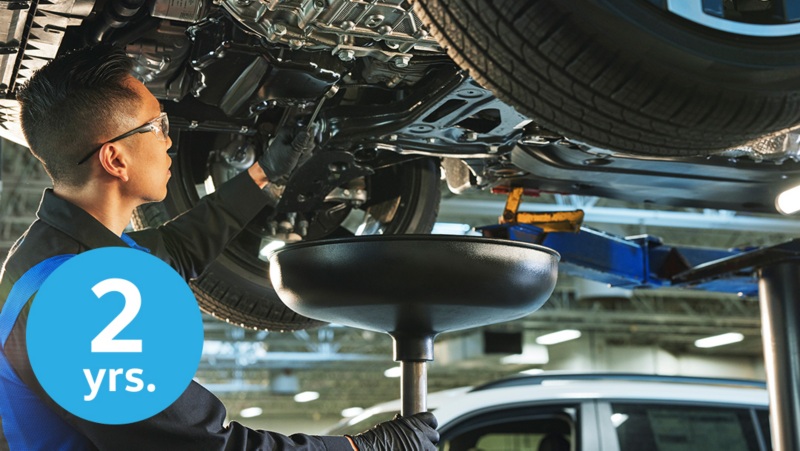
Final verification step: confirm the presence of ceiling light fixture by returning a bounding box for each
[240,407,263,418]
[695,332,744,348]
[294,391,320,403]
[777,184,800,214]
[535,330,581,345]
[384,366,402,378]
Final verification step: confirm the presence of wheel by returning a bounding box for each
[132,131,441,331]
[412,0,800,156]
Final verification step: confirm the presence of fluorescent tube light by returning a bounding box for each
[294,391,320,403]
[536,330,581,345]
[384,367,402,378]
[240,407,263,418]
[695,332,744,348]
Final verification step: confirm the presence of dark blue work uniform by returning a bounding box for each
[0,170,351,451]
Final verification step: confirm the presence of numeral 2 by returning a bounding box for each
[90,278,142,353]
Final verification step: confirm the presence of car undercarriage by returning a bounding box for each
[3,0,800,331]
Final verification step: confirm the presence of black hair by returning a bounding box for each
[16,44,140,187]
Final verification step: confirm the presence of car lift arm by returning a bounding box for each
[481,187,800,451]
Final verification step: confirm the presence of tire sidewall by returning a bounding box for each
[556,0,800,88]
[135,131,441,329]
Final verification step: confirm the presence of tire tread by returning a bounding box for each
[413,0,800,156]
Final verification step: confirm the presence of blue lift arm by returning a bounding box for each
[478,220,799,297]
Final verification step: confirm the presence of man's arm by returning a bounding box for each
[127,165,271,281]
[247,162,270,189]
[73,381,354,451]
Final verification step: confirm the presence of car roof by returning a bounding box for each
[345,372,769,428]
[470,372,768,391]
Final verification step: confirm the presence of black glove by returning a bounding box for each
[348,412,439,451]
[258,124,318,182]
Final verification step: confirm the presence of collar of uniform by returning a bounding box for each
[35,188,135,251]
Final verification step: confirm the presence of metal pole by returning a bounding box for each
[401,361,427,416]
[759,262,800,451]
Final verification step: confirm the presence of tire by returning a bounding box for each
[133,132,441,331]
[413,0,800,156]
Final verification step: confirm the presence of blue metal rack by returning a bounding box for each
[478,222,786,296]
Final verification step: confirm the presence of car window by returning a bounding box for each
[756,409,771,451]
[440,416,573,451]
[611,403,761,451]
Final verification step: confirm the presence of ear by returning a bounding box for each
[98,142,130,182]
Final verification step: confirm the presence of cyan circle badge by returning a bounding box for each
[27,247,203,424]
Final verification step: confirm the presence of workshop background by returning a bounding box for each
[1,137,796,435]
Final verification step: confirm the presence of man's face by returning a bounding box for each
[119,75,173,203]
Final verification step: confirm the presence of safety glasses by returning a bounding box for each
[77,112,169,165]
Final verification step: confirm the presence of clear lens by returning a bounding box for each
[151,113,169,141]
[161,113,169,140]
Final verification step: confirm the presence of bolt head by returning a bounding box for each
[340,21,355,30]
[394,56,410,67]
[521,135,549,145]
[328,162,348,173]
[272,23,287,35]
[465,132,478,141]
[339,49,356,61]
[365,14,385,28]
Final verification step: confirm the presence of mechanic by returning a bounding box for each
[0,45,439,451]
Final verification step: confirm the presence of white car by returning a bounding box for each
[326,373,771,451]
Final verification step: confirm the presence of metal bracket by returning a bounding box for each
[275,150,373,214]
[500,187,584,233]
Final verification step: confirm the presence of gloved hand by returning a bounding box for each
[347,412,439,451]
[258,123,318,182]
